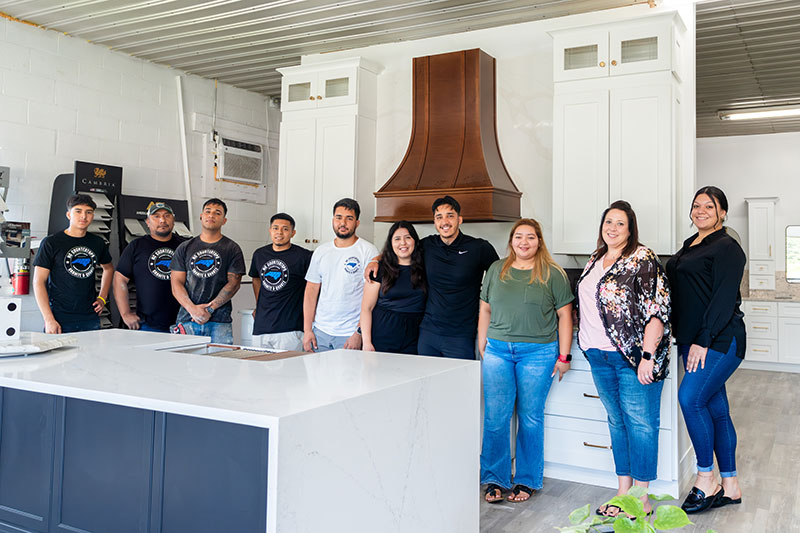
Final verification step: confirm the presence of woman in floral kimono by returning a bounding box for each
[575,200,671,519]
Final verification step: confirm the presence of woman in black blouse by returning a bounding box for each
[666,186,746,515]
[360,221,426,354]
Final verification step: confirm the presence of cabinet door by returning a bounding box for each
[281,72,319,112]
[314,115,357,242]
[317,67,358,109]
[278,119,317,246]
[609,21,672,76]
[609,84,673,254]
[553,90,609,254]
[553,30,609,82]
[778,317,800,364]
[748,201,775,260]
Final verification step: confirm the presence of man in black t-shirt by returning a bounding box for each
[113,201,186,333]
[249,213,312,351]
[33,194,114,333]
[170,198,245,344]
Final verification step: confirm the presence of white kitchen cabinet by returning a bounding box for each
[551,14,684,256]
[745,197,778,290]
[277,58,379,249]
[280,62,363,112]
[743,300,800,366]
[553,16,682,82]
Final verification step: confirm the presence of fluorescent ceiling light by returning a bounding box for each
[718,105,800,121]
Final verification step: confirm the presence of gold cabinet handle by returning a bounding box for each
[611,60,618,66]
[583,393,600,399]
[752,349,769,353]
[316,95,322,100]
[583,442,612,450]
[753,326,769,330]
[752,307,770,311]
[599,61,606,67]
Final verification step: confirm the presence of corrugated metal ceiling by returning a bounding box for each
[0,0,644,96]
[697,0,800,137]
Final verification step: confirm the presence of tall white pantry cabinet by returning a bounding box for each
[551,14,686,255]
[276,58,379,249]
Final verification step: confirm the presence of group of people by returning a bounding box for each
[480,187,745,522]
[34,186,747,519]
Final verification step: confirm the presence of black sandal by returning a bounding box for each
[596,504,621,517]
[484,483,504,503]
[507,484,534,502]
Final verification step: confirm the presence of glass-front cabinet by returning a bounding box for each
[281,66,358,112]
[553,16,681,82]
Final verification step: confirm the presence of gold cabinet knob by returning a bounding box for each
[305,239,311,243]
[611,60,618,66]
[599,61,606,67]
[312,239,319,243]
[308,96,314,101]
[316,95,322,100]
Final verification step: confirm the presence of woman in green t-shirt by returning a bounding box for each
[478,218,574,504]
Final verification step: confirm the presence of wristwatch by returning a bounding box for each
[206,305,215,314]
[558,353,572,363]
[356,327,362,335]
[642,350,653,361]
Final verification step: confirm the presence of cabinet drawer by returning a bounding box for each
[746,316,778,339]
[746,339,778,363]
[743,301,777,317]
[749,274,775,291]
[546,369,673,430]
[778,302,800,318]
[543,416,673,480]
[749,261,775,276]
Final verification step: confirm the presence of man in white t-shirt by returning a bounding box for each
[302,198,379,352]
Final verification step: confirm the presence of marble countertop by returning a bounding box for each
[742,296,800,302]
[0,330,476,428]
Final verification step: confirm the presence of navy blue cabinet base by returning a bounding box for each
[0,387,269,533]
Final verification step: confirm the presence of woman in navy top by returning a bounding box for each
[360,221,426,354]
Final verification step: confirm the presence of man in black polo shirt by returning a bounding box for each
[33,194,114,333]
[113,201,186,333]
[249,213,312,350]
[367,195,498,359]
[416,196,499,359]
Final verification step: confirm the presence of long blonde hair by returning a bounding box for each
[499,218,565,285]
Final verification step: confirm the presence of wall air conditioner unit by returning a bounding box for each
[218,137,264,185]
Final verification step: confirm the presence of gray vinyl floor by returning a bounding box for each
[479,368,800,532]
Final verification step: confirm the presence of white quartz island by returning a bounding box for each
[0,330,480,533]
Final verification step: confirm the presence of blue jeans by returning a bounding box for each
[584,348,664,482]
[678,339,742,477]
[53,314,100,333]
[417,329,476,360]
[176,321,233,344]
[312,326,348,352]
[480,339,558,489]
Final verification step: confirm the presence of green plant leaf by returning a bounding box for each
[554,525,591,532]
[706,530,717,533]
[627,486,648,498]
[569,504,591,525]
[648,493,676,502]
[652,505,693,530]
[607,495,645,519]
[613,516,643,533]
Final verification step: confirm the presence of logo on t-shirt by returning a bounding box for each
[343,256,361,274]
[148,247,175,281]
[189,249,222,279]
[63,246,96,279]
[260,259,289,292]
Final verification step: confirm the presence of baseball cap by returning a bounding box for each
[147,201,174,216]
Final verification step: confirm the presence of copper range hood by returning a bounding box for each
[374,48,521,223]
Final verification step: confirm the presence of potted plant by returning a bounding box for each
[557,486,717,533]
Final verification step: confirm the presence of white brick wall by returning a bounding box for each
[0,19,277,267]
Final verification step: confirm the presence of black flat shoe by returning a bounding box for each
[712,495,742,508]
[681,486,723,514]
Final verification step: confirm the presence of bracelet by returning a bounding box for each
[558,353,572,363]
[96,296,107,305]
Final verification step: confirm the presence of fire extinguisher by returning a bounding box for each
[11,258,29,295]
